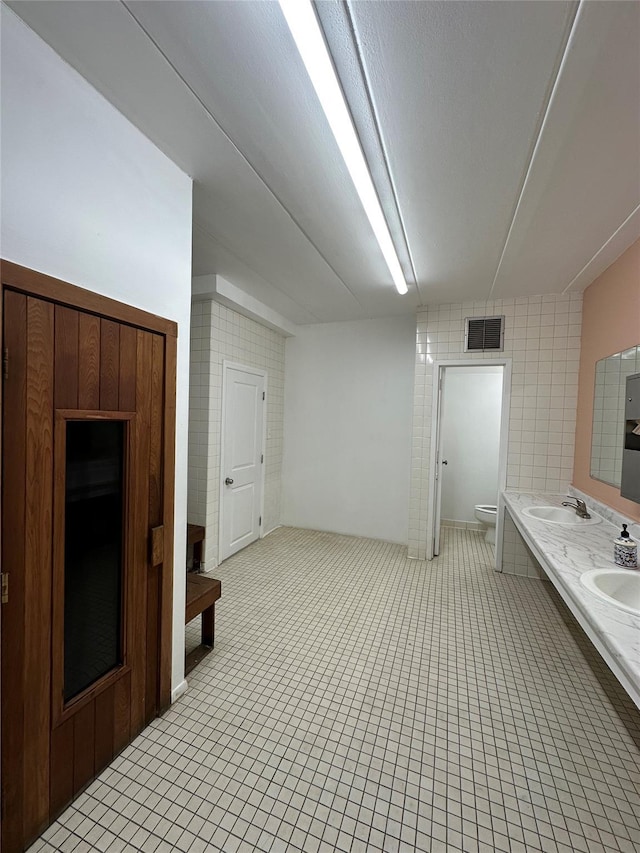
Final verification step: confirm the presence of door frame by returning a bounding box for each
[219,360,267,565]
[425,358,512,567]
[0,258,177,772]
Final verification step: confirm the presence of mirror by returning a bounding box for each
[591,345,640,486]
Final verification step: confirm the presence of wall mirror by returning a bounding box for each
[591,345,640,486]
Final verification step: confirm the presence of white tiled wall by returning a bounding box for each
[409,294,583,559]
[188,301,212,529]
[501,508,545,578]
[188,300,286,570]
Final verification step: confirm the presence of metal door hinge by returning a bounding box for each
[1,573,8,604]
[259,516,262,526]
[262,391,265,400]
[261,454,264,463]
[3,348,8,381]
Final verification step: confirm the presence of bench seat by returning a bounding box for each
[185,574,221,675]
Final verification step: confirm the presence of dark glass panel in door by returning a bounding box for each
[64,420,124,702]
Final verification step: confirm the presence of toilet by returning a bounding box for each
[474,504,497,544]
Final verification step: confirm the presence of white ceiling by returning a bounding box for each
[6,0,640,323]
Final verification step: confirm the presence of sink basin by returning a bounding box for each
[522,506,601,525]
[580,569,640,615]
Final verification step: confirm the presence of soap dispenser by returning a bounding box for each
[614,524,638,569]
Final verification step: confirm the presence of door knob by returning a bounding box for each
[442,460,448,465]
[225,477,234,485]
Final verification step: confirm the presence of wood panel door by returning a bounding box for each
[1,282,174,853]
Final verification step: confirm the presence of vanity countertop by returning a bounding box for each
[502,490,640,710]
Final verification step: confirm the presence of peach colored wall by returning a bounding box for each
[573,238,640,520]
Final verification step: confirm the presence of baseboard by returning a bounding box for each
[171,679,188,703]
[262,524,282,537]
[201,556,218,573]
[441,519,484,531]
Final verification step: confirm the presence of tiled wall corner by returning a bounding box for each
[409,295,583,558]
[501,508,545,578]
[187,301,212,528]
[188,300,286,571]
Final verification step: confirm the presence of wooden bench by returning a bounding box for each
[185,574,221,675]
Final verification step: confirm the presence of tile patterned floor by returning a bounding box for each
[30,528,640,853]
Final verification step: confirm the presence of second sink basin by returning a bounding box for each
[523,505,601,525]
[580,569,640,615]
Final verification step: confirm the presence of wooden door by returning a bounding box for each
[1,278,174,853]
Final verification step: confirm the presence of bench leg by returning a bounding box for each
[193,539,203,572]
[201,603,215,648]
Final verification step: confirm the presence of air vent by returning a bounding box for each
[464,316,504,352]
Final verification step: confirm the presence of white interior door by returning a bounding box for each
[220,364,265,562]
[433,368,446,557]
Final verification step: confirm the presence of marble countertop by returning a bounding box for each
[502,490,640,710]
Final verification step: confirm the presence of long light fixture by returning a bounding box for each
[279,0,408,295]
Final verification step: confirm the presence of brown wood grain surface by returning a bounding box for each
[145,335,165,721]
[1,260,177,337]
[185,576,222,623]
[51,410,69,731]
[113,671,132,755]
[150,526,164,567]
[160,333,177,710]
[149,334,164,526]
[184,575,221,676]
[118,323,137,412]
[130,330,153,737]
[94,685,116,771]
[54,306,79,409]
[187,523,205,546]
[49,718,74,820]
[100,319,120,410]
[1,268,175,853]
[78,313,100,410]
[145,566,161,722]
[72,702,95,793]
[52,307,78,722]
[1,291,27,851]
[23,297,54,843]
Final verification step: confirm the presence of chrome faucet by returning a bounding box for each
[561,497,591,519]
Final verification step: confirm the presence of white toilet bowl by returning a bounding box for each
[474,504,497,544]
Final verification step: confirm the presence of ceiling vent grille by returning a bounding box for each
[464,316,504,352]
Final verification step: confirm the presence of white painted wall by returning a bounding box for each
[282,317,415,543]
[440,367,503,524]
[1,9,193,695]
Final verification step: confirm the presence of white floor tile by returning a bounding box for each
[32,528,640,852]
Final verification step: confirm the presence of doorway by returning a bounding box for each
[219,361,266,563]
[428,360,511,563]
[1,262,176,853]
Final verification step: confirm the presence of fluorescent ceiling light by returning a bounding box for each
[279,0,408,295]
